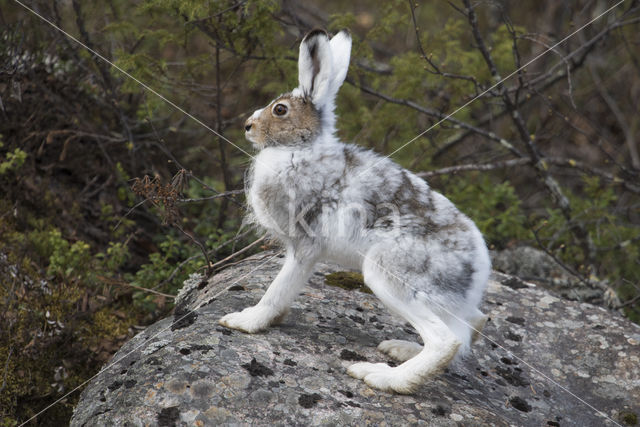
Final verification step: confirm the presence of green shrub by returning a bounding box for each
[444,174,529,249]
[0,137,27,175]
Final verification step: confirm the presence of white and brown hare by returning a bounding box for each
[219,29,491,394]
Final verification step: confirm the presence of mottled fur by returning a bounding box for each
[219,29,491,394]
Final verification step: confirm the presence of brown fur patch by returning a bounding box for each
[251,94,321,147]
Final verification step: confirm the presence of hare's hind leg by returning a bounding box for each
[347,253,461,394]
[348,307,460,394]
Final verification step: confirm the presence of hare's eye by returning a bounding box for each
[273,103,288,116]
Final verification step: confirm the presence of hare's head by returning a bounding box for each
[245,29,352,149]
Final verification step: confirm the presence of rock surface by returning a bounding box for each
[491,246,604,301]
[71,251,640,426]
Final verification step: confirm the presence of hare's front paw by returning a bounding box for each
[218,305,280,334]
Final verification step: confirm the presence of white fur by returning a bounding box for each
[249,108,264,120]
[219,29,491,394]
[297,30,351,132]
[328,31,352,93]
[298,31,333,106]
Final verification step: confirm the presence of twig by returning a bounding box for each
[113,199,148,231]
[0,346,12,393]
[544,157,640,194]
[587,63,640,170]
[594,235,640,253]
[407,0,481,93]
[530,227,604,291]
[184,0,247,24]
[513,13,640,95]
[97,275,176,298]
[71,0,135,147]
[214,28,233,229]
[211,234,267,270]
[616,292,640,310]
[417,158,529,177]
[526,82,637,179]
[417,157,640,194]
[178,189,245,203]
[174,223,212,275]
[503,12,525,101]
[207,249,283,277]
[518,33,577,108]
[434,13,640,161]
[24,129,127,144]
[152,228,255,290]
[144,120,245,210]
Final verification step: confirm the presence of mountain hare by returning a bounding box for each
[219,29,490,394]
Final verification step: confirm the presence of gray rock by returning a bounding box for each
[491,246,605,302]
[71,251,640,426]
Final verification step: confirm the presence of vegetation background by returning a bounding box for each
[1,0,638,424]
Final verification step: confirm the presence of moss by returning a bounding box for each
[85,307,137,345]
[620,411,638,426]
[324,271,372,294]
[0,215,144,424]
[46,283,85,320]
[0,252,86,423]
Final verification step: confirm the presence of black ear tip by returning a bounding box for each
[303,28,329,42]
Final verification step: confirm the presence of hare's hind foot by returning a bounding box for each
[346,362,416,394]
[347,362,415,394]
[377,340,422,362]
[347,338,460,394]
[347,362,392,380]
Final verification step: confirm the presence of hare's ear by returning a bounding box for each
[328,30,351,96]
[298,29,333,107]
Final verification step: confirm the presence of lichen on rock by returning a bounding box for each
[71,251,640,426]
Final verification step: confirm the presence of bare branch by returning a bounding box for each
[174,223,212,275]
[518,33,577,108]
[98,275,176,299]
[531,226,606,292]
[178,190,245,203]
[71,0,134,146]
[211,234,267,271]
[152,228,256,290]
[407,0,481,93]
[417,158,529,178]
[616,292,640,310]
[462,0,596,266]
[348,78,525,158]
[512,12,640,95]
[435,14,640,160]
[0,346,12,393]
[588,63,640,170]
[417,157,640,194]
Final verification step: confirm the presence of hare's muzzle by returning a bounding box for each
[244,114,255,133]
[244,115,256,138]
[244,116,262,148]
